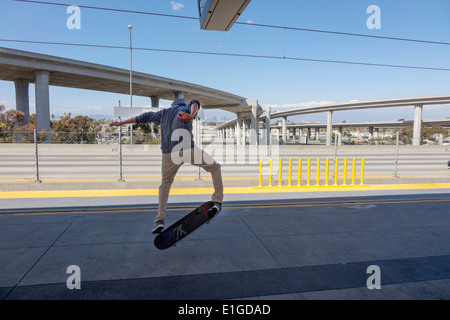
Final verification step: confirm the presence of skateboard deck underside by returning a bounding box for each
[154,201,215,250]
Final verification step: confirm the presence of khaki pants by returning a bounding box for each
[156,146,223,222]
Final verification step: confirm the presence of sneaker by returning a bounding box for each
[208,202,222,218]
[152,220,165,234]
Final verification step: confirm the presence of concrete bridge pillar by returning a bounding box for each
[369,126,374,140]
[236,113,242,145]
[174,91,184,99]
[413,104,423,146]
[244,120,250,145]
[150,95,159,108]
[34,70,51,138]
[250,101,258,146]
[282,116,287,144]
[326,110,333,146]
[264,106,271,145]
[14,79,30,127]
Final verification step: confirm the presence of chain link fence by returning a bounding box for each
[1,128,449,184]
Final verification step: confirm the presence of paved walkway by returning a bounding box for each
[0,183,449,300]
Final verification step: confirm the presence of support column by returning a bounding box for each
[14,79,30,126]
[236,114,242,145]
[315,127,320,141]
[368,126,374,140]
[174,91,184,99]
[326,110,333,146]
[34,71,51,138]
[250,102,258,145]
[264,106,271,145]
[150,95,159,108]
[412,104,423,146]
[243,120,249,145]
[282,116,287,144]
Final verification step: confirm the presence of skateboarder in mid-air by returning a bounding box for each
[109,98,223,233]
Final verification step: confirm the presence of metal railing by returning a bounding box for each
[0,129,449,184]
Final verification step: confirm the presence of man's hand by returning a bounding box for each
[178,112,194,122]
[109,121,122,127]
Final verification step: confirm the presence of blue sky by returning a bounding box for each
[0,0,449,122]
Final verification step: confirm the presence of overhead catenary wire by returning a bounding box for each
[11,0,450,46]
[4,0,450,72]
[1,38,450,72]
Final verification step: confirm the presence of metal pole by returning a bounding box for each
[128,25,133,144]
[118,120,124,182]
[343,158,348,185]
[307,158,311,186]
[34,129,41,183]
[288,158,292,186]
[278,158,282,186]
[128,25,133,108]
[316,158,320,186]
[351,158,356,185]
[394,131,399,177]
[297,158,302,186]
[361,158,365,185]
[196,118,203,181]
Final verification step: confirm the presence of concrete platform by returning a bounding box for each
[0,184,449,302]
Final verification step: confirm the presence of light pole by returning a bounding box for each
[128,25,133,143]
[128,25,133,108]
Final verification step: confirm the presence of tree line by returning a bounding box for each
[0,105,101,143]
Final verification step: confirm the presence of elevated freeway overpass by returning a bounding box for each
[0,47,263,136]
[218,96,450,146]
[277,118,450,143]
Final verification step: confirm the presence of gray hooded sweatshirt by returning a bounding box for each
[135,98,199,154]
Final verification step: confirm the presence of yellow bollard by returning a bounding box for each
[279,158,283,186]
[307,158,311,186]
[334,158,339,185]
[316,158,320,186]
[298,158,302,186]
[269,158,273,187]
[352,158,356,185]
[325,158,330,186]
[288,158,292,186]
[259,158,263,187]
[361,158,365,185]
[343,158,348,185]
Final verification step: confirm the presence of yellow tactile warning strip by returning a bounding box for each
[0,183,449,199]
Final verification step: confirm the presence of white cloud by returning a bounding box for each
[171,1,184,11]
[263,100,336,112]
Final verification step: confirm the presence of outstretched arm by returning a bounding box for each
[109,117,137,127]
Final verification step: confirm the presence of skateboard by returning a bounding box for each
[154,201,216,250]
